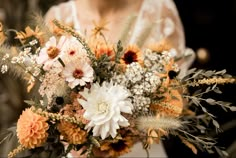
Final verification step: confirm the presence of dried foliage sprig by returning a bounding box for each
[0,45,31,80]
[188,77,235,87]
[31,107,84,128]
[7,145,25,158]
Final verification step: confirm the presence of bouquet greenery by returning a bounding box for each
[0,16,235,158]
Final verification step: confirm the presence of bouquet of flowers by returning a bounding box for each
[0,17,235,158]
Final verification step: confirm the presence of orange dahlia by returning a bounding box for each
[16,108,49,149]
[58,121,87,144]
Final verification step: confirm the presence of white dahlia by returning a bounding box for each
[78,82,133,139]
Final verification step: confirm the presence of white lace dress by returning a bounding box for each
[44,0,195,157]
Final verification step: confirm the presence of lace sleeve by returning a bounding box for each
[159,0,195,77]
[129,0,185,55]
[44,1,76,31]
[159,0,185,54]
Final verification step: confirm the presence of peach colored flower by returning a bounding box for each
[148,39,172,53]
[16,108,49,149]
[58,121,87,144]
[93,41,115,60]
[15,26,44,44]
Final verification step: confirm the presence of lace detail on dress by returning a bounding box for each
[45,0,184,52]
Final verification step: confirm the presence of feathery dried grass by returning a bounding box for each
[136,115,181,131]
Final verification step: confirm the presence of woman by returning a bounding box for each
[44,0,195,157]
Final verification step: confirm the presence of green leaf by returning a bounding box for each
[206,98,216,105]
[192,70,203,79]
[191,97,201,106]
[213,87,222,94]
[186,68,197,76]
[215,69,226,75]
[24,100,36,105]
[211,84,217,90]
[212,119,220,129]
[0,126,16,145]
[201,106,207,113]
[229,106,236,111]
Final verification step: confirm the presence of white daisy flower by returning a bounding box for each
[62,60,94,88]
[61,37,90,64]
[37,36,67,70]
[78,82,133,140]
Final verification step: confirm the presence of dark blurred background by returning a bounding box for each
[166,1,236,158]
[0,0,236,157]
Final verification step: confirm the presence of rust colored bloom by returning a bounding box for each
[121,45,142,65]
[58,121,87,144]
[61,103,88,124]
[150,89,183,117]
[16,108,49,149]
[97,136,134,157]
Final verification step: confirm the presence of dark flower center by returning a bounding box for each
[168,70,178,79]
[56,97,64,105]
[123,51,138,64]
[69,50,76,55]
[73,69,84,79]
[110,140,126,152]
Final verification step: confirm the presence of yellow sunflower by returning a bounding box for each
[121,44,143,65]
